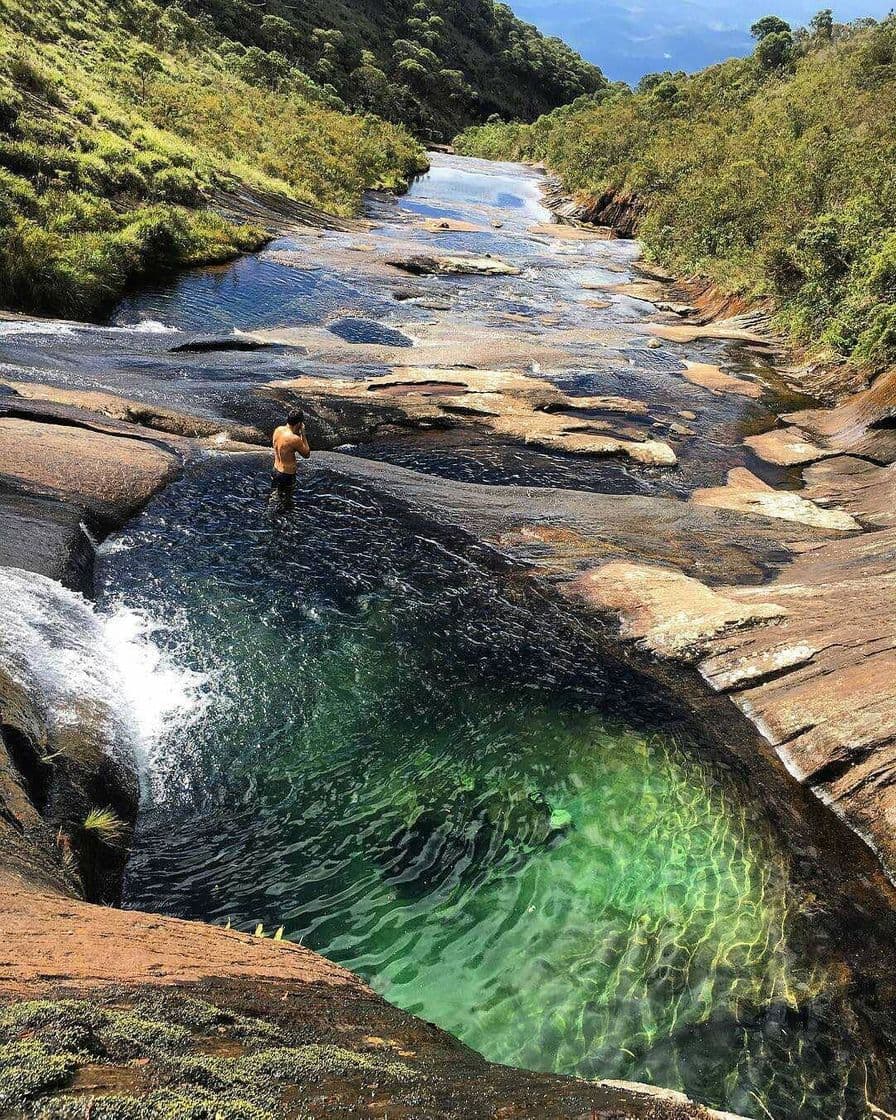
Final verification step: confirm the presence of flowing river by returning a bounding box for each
[5,154,880,1117]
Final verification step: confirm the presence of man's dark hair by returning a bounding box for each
[287,409,304,428]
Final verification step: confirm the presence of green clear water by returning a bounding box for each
[102,460,867,1118]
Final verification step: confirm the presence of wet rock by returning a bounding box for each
[282,368,673,466]
[745,425,837,466]
[0,489,92,592]
[693,467,860,530]
[680,360,762,398]
[647,318,774,346]
[0,569,140,904]
[169,336,273,354]
[421,218,487,233]
[386,253,521,277]
[313,452,829,585]
[0,892,750,1119]
[3,381,265,444]
[0,417,182,528]
[565,562,787,661]
[527,222,613,240]
[520,425,677,466]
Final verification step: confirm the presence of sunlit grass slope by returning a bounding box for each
[457,14,896,379]
[0,0,426,316]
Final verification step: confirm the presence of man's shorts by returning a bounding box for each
[271,469,296,493]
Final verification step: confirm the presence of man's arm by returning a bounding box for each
[287,429,311,459]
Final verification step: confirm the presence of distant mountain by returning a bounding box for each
[184,0,608,139]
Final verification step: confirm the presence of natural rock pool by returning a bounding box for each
[98,458,868,1120]
[0,152,859,1119]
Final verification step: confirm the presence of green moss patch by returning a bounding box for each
[0,995,415,1117]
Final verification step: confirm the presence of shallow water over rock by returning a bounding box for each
[0,154,804,497]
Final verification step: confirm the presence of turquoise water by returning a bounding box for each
[100,459,871,1119]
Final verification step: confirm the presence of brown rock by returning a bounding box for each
[680,360,762,398]
[565,561,786,661]
[786,365,896,464]
[693,467,860,530]
[745,425,838,466]
[0,417,181,526]
[802,456,896,528]
[647,318,773,345]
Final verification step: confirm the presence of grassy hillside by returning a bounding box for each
[186,0,607,141]
[0,0,427,317]
[457,14,896,378]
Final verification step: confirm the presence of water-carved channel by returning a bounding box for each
[66,156,887,1118]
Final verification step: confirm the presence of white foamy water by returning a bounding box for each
[0,568,206,773]
[0,320,78,338]
[129,319,178,334]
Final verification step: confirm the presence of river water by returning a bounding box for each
[15,154,874,1116]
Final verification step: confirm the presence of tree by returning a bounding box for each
[237,46,291,89]
[750,15,792,39]
[260,15,296,54]
[810,8,834,41]
[129,46,162,100]
[755,29,794,69]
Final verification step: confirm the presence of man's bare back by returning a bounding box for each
[271,410,310,495]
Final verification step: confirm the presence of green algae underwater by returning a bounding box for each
[98,460,872,1119]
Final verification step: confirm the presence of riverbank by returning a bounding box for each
[1,152,894,1117]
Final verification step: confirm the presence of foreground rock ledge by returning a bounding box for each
[0,880,747,1119]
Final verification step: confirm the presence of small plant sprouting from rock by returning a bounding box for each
[252,923,285,940]
[82,807,127,846]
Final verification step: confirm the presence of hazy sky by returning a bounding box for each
[512,0,893,83]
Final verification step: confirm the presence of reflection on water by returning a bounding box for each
[100,458,870,1120]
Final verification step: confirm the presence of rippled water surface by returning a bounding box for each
[100,457,870,1120]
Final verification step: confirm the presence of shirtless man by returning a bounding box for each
[271,409,311,496]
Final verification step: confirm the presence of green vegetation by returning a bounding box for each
[184,0,607,141]
[0,0,426,317]
[456,13,896,378]
[82,806,128,845]
[0,995,417,1117]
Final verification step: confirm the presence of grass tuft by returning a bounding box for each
[82,807,128,846]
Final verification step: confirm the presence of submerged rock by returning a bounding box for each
[387,253,521,277]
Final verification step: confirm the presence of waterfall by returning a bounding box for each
[0,567,205,772]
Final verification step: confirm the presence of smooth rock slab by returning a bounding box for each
[680,360,762,398]
[0,417,181,526]
[802,455,896,528]
[693,467,860,530]
[745,425,838,466]
[565,561,786,661]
